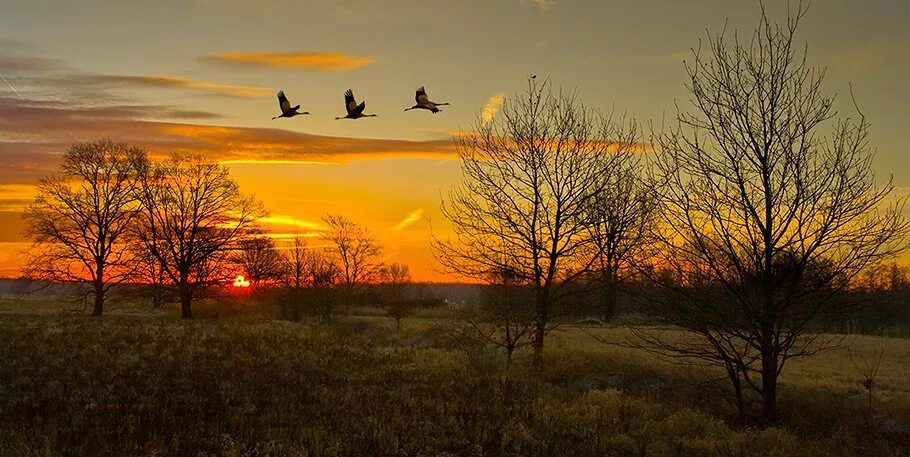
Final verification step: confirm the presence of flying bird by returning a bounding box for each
[336,89,377,120]
[272,90,309,119]
[404,86,449,114]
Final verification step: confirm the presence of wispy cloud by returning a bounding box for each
[257,214,327,232]
[0,54,64,72]
[394,208,424,230]
[530,0,555,10]
[218,159,340,166]
[204,52,374,72]
[481,92,505,125]
[0,94,457,183]
[76,75,271,98]
[0,184,37,211]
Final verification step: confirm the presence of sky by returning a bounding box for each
[0,0,908,281]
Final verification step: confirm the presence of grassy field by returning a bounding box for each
[0,299,908,456]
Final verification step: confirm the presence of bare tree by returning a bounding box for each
[133,243,168,308]
[135,155,264,318]
[849,336,887,422]
[586,152,658,322]
[379,262,412,331]
[23,140,145,316]
[471,265,537,362]
[280,237,340,323]
[433,77,640,361]
[321,214,383,314]
[641,4,910,422]
[281,237,309,292]
[235,235,286,285]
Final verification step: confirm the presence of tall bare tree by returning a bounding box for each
[587,152,658,322]
[133,243,168,308]
[321,214,383,313]
[235,235,286,285]
[433,77,640,361]
[23,140,145,316]
[641,4,910,422]
[280,237,340,323]
[135,155,263,318]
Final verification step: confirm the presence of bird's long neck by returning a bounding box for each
[436,102,450,106]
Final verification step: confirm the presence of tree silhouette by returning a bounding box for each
[235,235,286,285]
[472,264,537,362]
[134,155,263,318]
[586,152,657,322]
[641,4,910,422]
[321,214,383,314]
[379,262,412,330]
[280,237,340,323]
[433,77,639,362]
[23,140,145,316]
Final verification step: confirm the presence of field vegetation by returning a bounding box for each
[1,299,908,456]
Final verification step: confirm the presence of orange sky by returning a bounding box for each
[1,0,909,281]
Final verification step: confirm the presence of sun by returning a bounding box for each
[232,275,251,288]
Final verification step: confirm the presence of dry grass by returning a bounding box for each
[0,300,908,456]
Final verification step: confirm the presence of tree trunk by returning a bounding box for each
[602,267,617,322]
[532,285,550,364]
[726,364,746,424]
[92,277,104,317]
[179,283,193,319]
[320,289,332,325]
[760,363,778,422]
[152,269,164,308]
[760,327,779,422]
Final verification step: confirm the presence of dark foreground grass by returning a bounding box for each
[0,314,907,456]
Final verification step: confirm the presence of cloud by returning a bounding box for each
[394,208,424,230]
[153,123,457,163]
[79,75,271,98]
[0,54,64,72]
[217,159,340,166]
[0,184,38,211]
[257,214,327,232]
[203,52,374,72]
[0,95,456,183]
[481,92,505,125]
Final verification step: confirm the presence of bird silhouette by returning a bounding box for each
[272,90,309,119]
[404,86,450,114]
[336,89,378,120]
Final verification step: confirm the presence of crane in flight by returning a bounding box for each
[272,90,309,119]
[336,89,377,120]
[404,86,449,114]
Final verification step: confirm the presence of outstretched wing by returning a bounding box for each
[351,101,366,116]
[277,90,292,113]
[344,89,357,114]
[415,86,428,104]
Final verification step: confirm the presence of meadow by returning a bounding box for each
[0,298,908,456]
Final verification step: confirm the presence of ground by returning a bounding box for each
[0,298,908,456]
